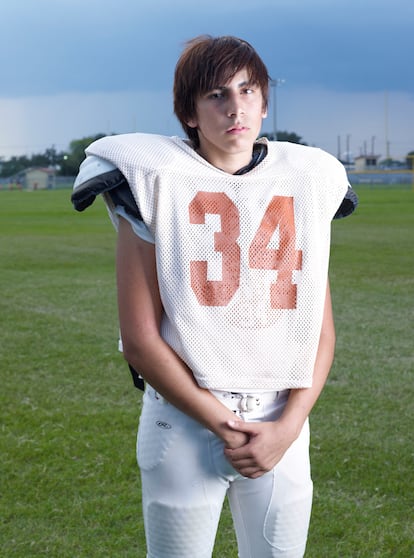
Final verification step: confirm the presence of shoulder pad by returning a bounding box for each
[71,155,127,212]
[333,186,358,219]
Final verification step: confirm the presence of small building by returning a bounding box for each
[8,167,57,190]
[354,155,380,171]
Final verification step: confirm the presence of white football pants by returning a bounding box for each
[137,387,313,558]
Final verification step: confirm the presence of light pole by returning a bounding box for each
[270,78,285,140]
[384,91,390,159]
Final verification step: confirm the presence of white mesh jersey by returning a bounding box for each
[86,133,349,391]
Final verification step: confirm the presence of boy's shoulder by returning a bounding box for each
[264,139,345,175]
[86,132,181,152]
[85,133,194,172]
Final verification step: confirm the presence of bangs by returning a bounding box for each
[196,38,268,96]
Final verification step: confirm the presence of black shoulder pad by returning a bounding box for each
[107,180,142,221]
[71,168,127,212]
[334,186,358,219]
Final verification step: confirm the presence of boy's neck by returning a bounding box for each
[196,142,267,175]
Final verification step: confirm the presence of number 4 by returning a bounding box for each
[189,192,302,309]
[249,196,302,309]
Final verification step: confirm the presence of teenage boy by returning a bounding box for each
[72,35,357,558]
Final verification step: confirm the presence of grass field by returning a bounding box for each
[1,187,413,557]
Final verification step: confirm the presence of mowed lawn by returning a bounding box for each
[0,186,413,557]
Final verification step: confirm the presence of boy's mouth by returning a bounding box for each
[227,125,248,134]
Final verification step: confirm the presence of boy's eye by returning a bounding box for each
[208,91,224,99]
[206,85,256,99]
[243,86,255,94]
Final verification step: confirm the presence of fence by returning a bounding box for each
[2,172,413,191]
[0,176,76,190]
[348,170,413,187]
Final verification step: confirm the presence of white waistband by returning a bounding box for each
[209,389,289,414]
[144,386,289,415]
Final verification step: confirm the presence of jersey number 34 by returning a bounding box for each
[189,192,302,309]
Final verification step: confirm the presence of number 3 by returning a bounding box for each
[189,192,302,309]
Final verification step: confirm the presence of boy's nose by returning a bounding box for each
[226,94,245,118]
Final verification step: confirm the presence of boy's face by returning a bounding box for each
[187,68,267,173]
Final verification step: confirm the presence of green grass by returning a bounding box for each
[1,187,413,557]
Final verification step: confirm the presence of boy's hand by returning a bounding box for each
[219,417,250,450]
[223,419,297,478]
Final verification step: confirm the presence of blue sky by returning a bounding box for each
[1,0,413,160]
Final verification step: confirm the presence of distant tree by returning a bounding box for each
[58,134,106,176]
[261,130,307,145]
[0,155,31,177]
[29,154,49,167]
[379,157,408,169]
[406,151,414,169]
[0,136,106,178]
[29,146,60,168]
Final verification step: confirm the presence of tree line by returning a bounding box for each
[1,132,413,178]
[0,135,105,178]
[0,131,307,179]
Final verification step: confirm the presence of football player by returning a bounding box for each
[72,35,357,558]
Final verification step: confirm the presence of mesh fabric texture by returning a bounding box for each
[87,133,348,391]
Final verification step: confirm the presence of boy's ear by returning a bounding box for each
[186,118,198,128]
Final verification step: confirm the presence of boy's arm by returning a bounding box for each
[225,281,336,478]
[275,280,336,436]
[116,216,248,449]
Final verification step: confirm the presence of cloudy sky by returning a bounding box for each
[1,0,413,161]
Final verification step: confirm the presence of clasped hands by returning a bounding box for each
[223,419,297,479]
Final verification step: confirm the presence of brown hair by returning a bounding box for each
[173,35,270,146]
